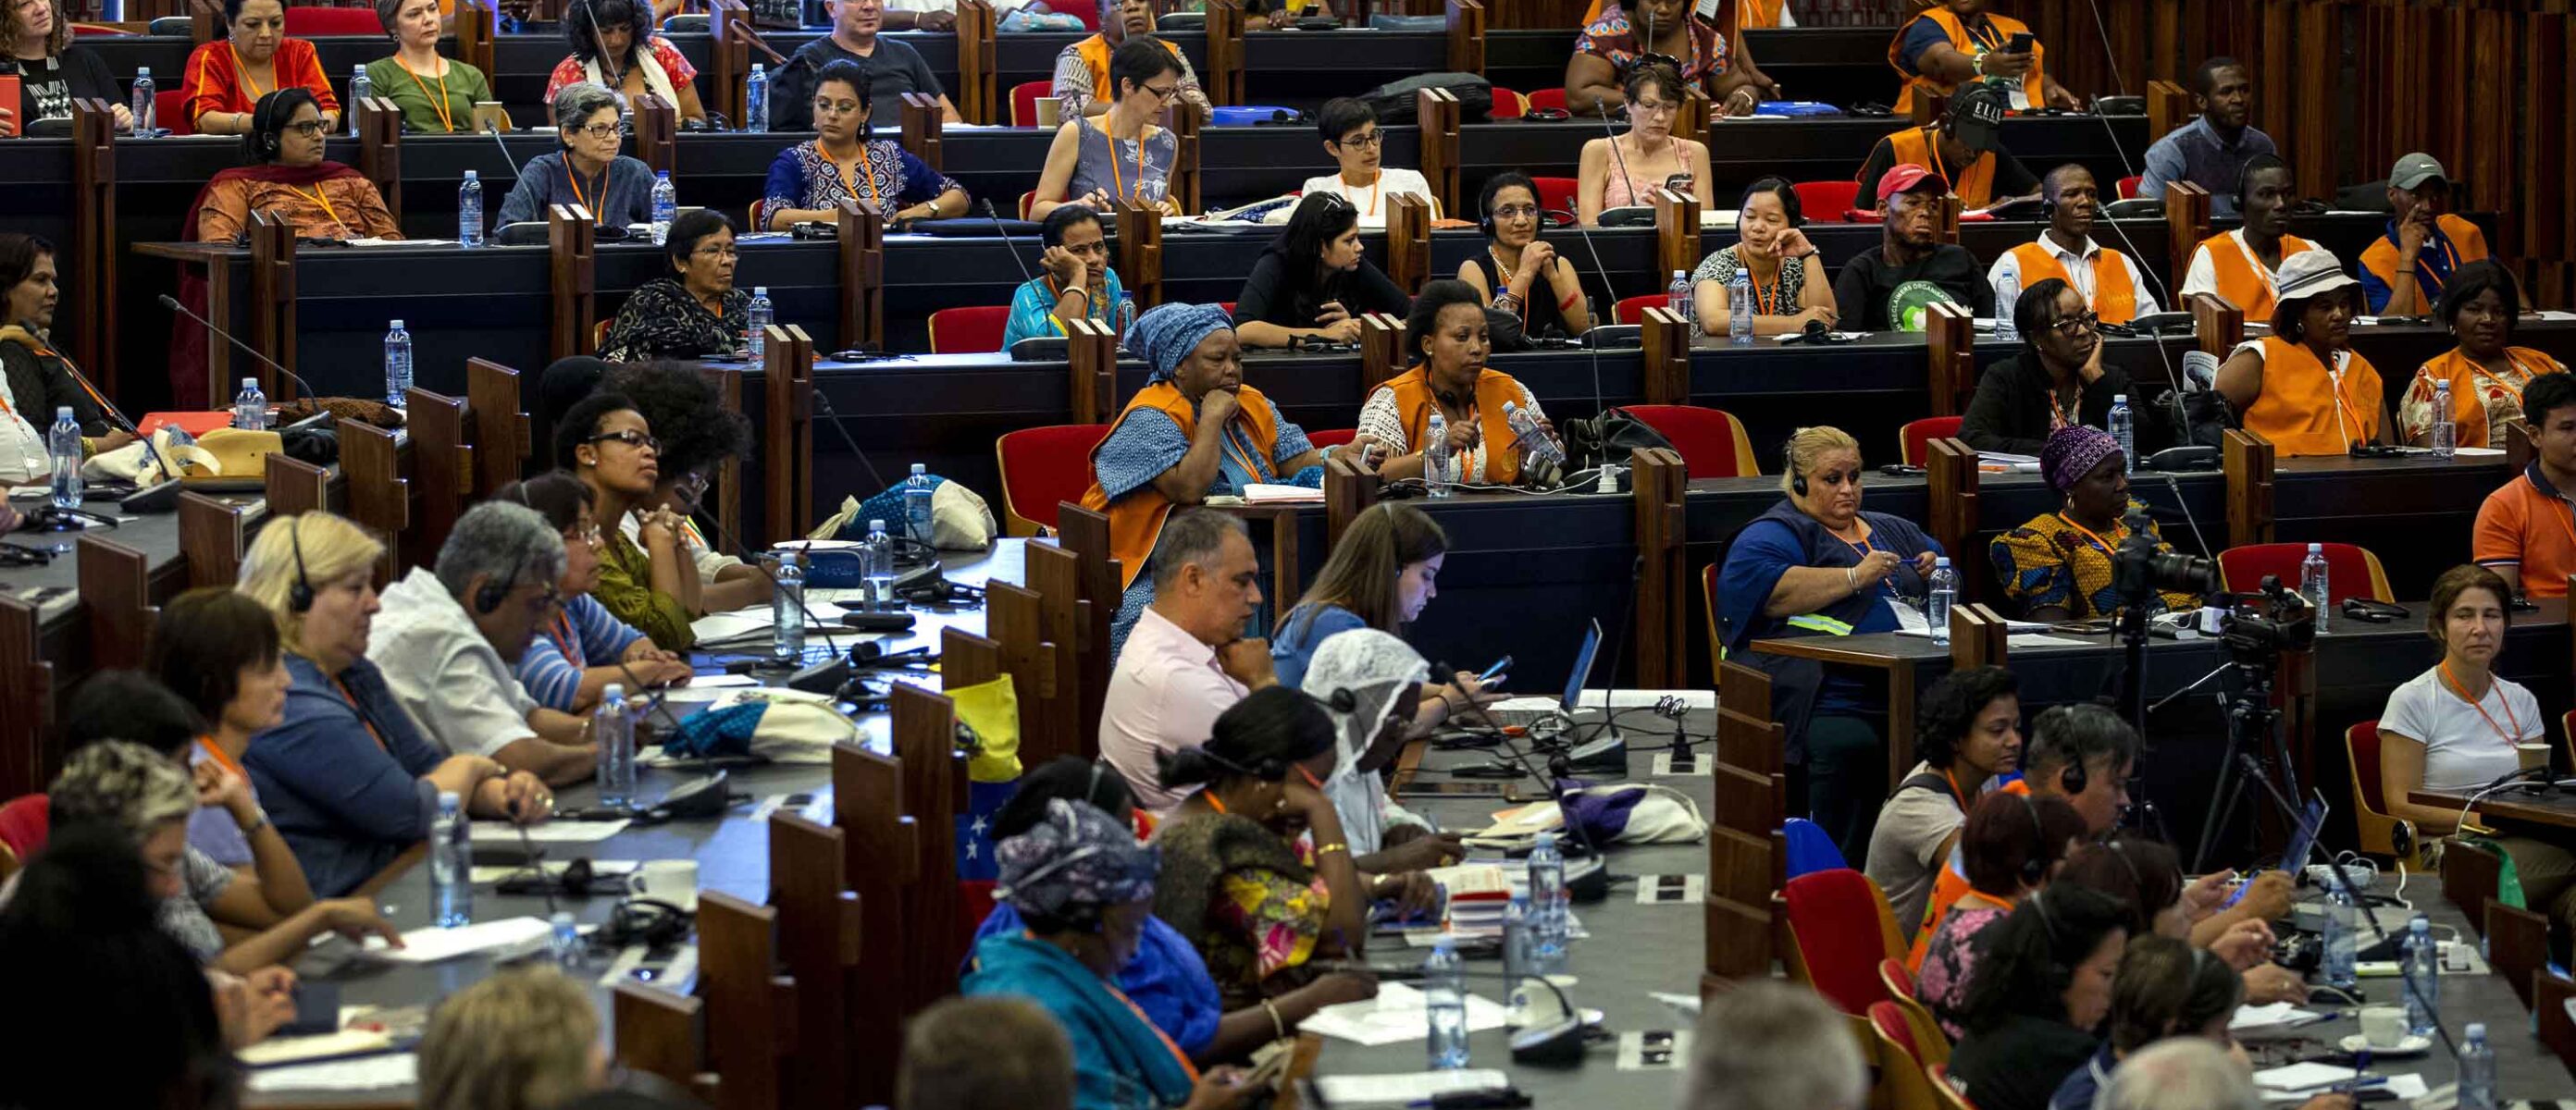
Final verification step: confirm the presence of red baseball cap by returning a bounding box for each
[1876,164,1943,205]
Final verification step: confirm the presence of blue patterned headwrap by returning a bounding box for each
[1130,302,1235,384]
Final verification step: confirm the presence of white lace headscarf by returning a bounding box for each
[1299,628,1430,857]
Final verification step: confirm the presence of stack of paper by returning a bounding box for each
[1243,483,1324,504]
[243,1054,417,1092]
[1426,863,1513,933]
[1300,982,1510,1046]
[359,917,554,964]
[2227,1002,2320,1031]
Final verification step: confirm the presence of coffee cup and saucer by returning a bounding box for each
[2337,1005,2433,1056]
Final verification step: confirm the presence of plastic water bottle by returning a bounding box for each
[2300,542,2331,634]
[1423,941,1469,1069]
[1993,271,2020,340]
[1501,891,1534,988]
[231,376,266,430]
[860,519,897,609]
[1727,269,1753,346]
[1423,411,1454,498]
[549,909,583,968]
[383,319,413,410]
[348,67,370,135]
[746,287,772,362]
[1927,556,1957,647]
[130,68,154,134]
[771,549,806,662]
[1666,269,1692,326]
[745,62,769,133]
[2108,394,2135,462]
[904,463,935,547]
[2403,914,2440,1037]
[593,683,637,808]
[650,171,676,245]
[2321,872,2358,990]
[2432,378,2457,461]
[430,791,470,927]
[1528,831,1568,974]
[1499,401,1563,468]
[45,408,81,510]
[2458,1023,2496,1110]
[458,169,484,248]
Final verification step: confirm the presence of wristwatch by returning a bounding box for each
[240,808,270,835]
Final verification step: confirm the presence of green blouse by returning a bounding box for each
[594,526,698,650]
[362,56,491,135]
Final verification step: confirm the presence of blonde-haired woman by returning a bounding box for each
[1715,426,1944,860]
[420,967,609,1110]
[236,512,551,898]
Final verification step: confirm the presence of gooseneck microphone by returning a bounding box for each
[158,293,328,402]
[981,199,1039,289]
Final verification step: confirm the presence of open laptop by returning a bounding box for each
[1491,619,1604,728]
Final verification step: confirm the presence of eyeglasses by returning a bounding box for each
[281,119,328,138]
[1334,130,1382,148]
[2050,311,2101,338]
[588,428,660,453]
[1490,204,1541,221]
[691,243,739,260]
[573,122,621,139]
[1138,82,1181,102]
[812,98,864,117]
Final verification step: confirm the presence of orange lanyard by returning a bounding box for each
[2438,660,2523,746]
[1427,398,1484,478]
[1204,792,1227,814]
[1743,257,1782,315]
[327,673,389,752]
[1939,768,1968,809]
[2045,382,2078,430]
[2056,513,2126,560]
[290,184,345,229]
[820,142,879,209]
[2316,353,2369,448]
[1488,248,1531,322]
[1104,122,1146,203]
[397,56,456,133]
[1925,138,1951,192]
[1828,520,1874,560]
[1042,275,1104,331]
[195,735,247,781]
[1356,173,1380,217]
[547,610,583,669]
[564,161,599,213]
[229,43,273,104]
[9,335,107,416]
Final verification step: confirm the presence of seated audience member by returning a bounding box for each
[899,996,1078,1110]
[1950,884,2129,1110]
[0,233,128,453]
[1915,793,2087,1038]
[543,0,704,123]
[963,799,1258,1110]
[1577,64,1716,225]
[1269,502,1485,724]
[2477,375,2576,598]
[1679,980,1868,1110]
[2057,836,2305,1005]
[1962,281,2164,456]
[1303,98,1438,225]
[1989,426,2199,621]
[1155,687,1430,1006]
[2215,251,2384,455]
[601,209,749,363]
[1247,0,1332,27]
[2138,57,2273,210]
[365,0,492,133]
[1302,630,1458,870]
[2360,153,2489,315]
[1835,166,1993,331]
[2400,262,2567,448]
[536,355,612,465]
[2179,155,2316,321]
[48,739,401,973]
[192,89,401,242]
[2378,565,2574,926]
[1690,176,1836,337]
[1460,172,1593,339]
[561,392,700,649]
[1,0,130,137]
[420,967,608,1110]
[1050,0,1209,122]
[369,502,600,783]
[497,82,655,228]
[2050,936,2247,1110]
[1033,38,1184,219]
[1864,665,2020,935]
[762,59,967,229]
[1989,165,2158,324]
[180,0,339,135]
[1912,704,2145,953]
[1718,426,1942,857]
[237,512,549,896]
[0,824,244,1108]
[1890,0,2075,114]
[1565,0,1763,117]
[1097,510,1276,809]
[772,0,960,130]
[1005,205,1131,348]
[502,475,691,714]
[146,590,297,870]
[1857,85,2037,213]
[1234,192,1412,347]
[1357,280,1554,489]
[2101,1040,2266,1110]
[601,361,770,613]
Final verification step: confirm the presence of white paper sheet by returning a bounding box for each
[469,858,637,884]
[469,819,629,845]
[1312,1069,1515,1105]
[1300,983,1512,1046]
[243,1053,417,1092]
[235,1028,396,1067]
[360,917,553,963]
[1243,483,1325,504]
[2229,1002,2321,1031]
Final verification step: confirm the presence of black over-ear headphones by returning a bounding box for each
[287,517,316,613]
[1785,436,1808,497]
[2059,747,2089,796]
[2014,792,2050,887]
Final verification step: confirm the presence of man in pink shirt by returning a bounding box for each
[1099,510,1278,809]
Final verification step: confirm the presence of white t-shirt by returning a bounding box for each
[1299,168,1439,227]
[2379,666,2540,793]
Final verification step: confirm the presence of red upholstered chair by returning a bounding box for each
[1794,179,1862,224]
[0,795,49,863]
[1624,404,1759,479]
[1879,958,1952,1067]
[2217,542,2392,603]
[1306,428,1356,449]
[2346,721,2421,862]
[1009,80,1052,127]
[1871,1001,1944,1110]
[928,306,1010,354]
[1525,87,1567,114]
[995,425,1108,536]
[1530,176,1579,216]
[2117,175,2143,199]
[1488,87,1526,119]
[284,6,386,33]
[1928,1064,1978,1110]
[1613,293,1666,325]
[1786,870,1910,1095]
[156,89,192,137]
[1900,416,1963,466]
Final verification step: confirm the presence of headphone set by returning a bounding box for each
[593,896,696,951]
[2013,792,2051,887]
[287,517,316,613]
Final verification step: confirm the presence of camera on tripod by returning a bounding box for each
[2109,509,2219,607]
[2218,575,2317,660]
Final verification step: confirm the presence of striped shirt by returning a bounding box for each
[513,594,648,711]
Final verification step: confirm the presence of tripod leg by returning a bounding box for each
[2192,744,2243,873]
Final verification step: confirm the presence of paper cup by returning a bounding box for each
[1035,95,1062,129]
[630,859,700,912]
[2359,1005,2409,1049]
[2516,742,2552,771]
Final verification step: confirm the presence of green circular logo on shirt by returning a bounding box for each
[1889,280,1960,333]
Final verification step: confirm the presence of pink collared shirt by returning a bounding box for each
[1100,606,1248,810]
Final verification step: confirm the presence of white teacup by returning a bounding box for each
[1507,974,1579,1028]
[2359,1005,2409,1048]
[630,859,700,913]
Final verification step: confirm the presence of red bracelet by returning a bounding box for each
[1557,290,1581,312]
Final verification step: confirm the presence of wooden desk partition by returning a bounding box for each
[2484,897,2550,1010]
[1359,313,1405,392]
[610,983,703,1094]
[2223,429,2276,547]
[709,0,752,128]
[339,418,409,584]
[0,598,53,801]
[830,743,919,1105]
[1925,302,1975,416]
[77,535,155,671]
[2166,183,2211,290]
[1384,194,1432,294]
[1641,307,1691,405]
[1704,660,1783,989]
[454,0,497,81]
[1415,87,1461,218]
[1949,602,2009,669]
[1653,187,1702,285]
[2537,975,2576,1078]
[694,890,787,1110]
[762,325,816,544]
[1054,505,1121,748]
[836,199,886,352]
[1025,541,1096,760]
[2189,291,2244,356]
[466,357,529,496]
[177,492,246,589]
[890,681,968,1009]
[1204,0,1246,106]
[405,388,472,559]
[69,100,116,392]
[1445,0,1484,75]
[1926,437,1979,601]
[1633,447,1689,689]
[955,0,997,124]
[356,97,404,220]
[1938,193,1963,245]
[766,813,859,1110]
[264,454,330,520]
[898,92,944,170]
[549,204,598,361]
[1164,104,1203,216]
[245,211,298,403]
[632,94,677,175]
[1067,318,1117,425]
[2146,80,2193,142]
[696,364,746,548]
[1115,197,1166,309]
[1324,454,1379,547]
[1678,86,1712,146]
[986,582,1071,769]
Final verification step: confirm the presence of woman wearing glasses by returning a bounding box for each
[558,391,703,650]
[190,88,400,242]
[762,58,966,230]
[1575,64,1715,225]
[601,209,749,363]
[497,83,656,228]
[1961,279,2165,457]
[1032,37,1183,220]
[499,473,692,714]
[1458,171,1592,339]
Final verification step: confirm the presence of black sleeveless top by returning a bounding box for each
[1469,252,1572,339]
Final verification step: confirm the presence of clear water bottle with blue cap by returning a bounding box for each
[2300,542,2330,634]
[745,62,769,133]
[232,377,266,430]
[746,287,772,361]
[2458,1023,2496,1110]
[1993,270,2019,340]
[2403,914,2440,1035]
[1528,831,1568,973]
[46,408,81,510]
[2322,870,2358,989]
[1423,412,1454,498]
[431,791,470,926]
[2108,394,2135,462]
[2431,378,2456,461]
[1500,401,1562,469]
[650,171,675,245]
[550,910,582,967]
[1728,268,1754,346]
[458,169,484,248]
[1666,269,1692,326]
[384,319,413,409]
[772,549,805,662]
[130,68,155,135]
[349,67,370,136]
[1927,556,1956,647]
[594,684,636,808]
[860,519,896,609]
[904,463,935,547]
[1423,941,1468,1069]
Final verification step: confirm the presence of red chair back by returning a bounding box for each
[928,306,1010,354]
[2117,175,2143,200]
[284,6,385,33]
[1871,1001,1919,1058]
[1612,293,1665,325]
[1783,869,1907,1016]
[996,425,1108,536]
[0,795,49,862]
[1525,87,1568,114]
[1794,180,1862,224]
[1489,87,1527,118]
[1306,428,1356,449]
[156,89,192,137]
[1900,416,1962,467]
[2350,720,2386,814]
[1530,176,1579,216]
[1624,404,1759,479]
[1009,80,1051,127]
[2217,542,2392,603]
[1879,957,1916,1000]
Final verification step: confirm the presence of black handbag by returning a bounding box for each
[1559,406,1678,475]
